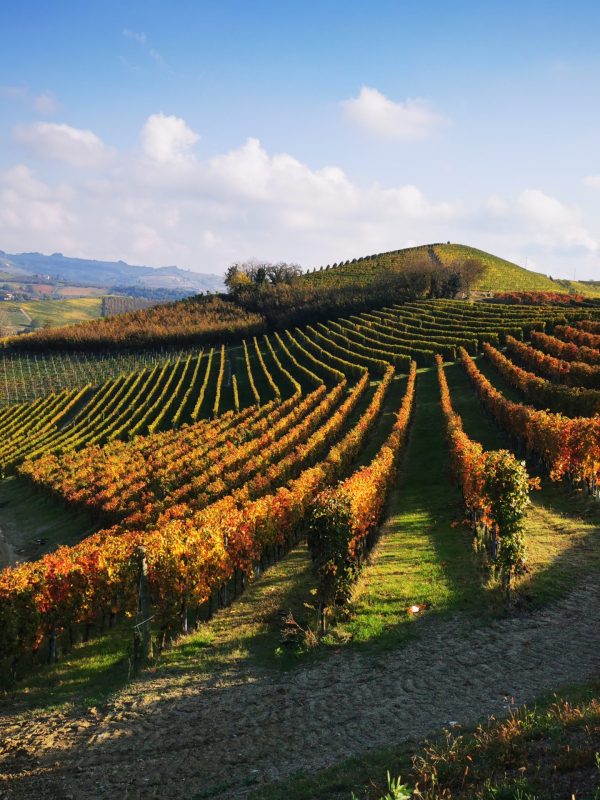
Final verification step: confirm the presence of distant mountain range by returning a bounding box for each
[0,250,225,294]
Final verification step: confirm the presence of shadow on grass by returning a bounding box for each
[1,626,131,714]
[154,544,321,680]
[327,367,497,654]
[449,356,600,609]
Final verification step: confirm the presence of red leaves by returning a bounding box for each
[460,347,600,491]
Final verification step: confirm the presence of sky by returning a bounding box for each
[1,1,600,279]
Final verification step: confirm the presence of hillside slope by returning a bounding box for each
[5,242,600,351]
[434,243,560,292]
[306,242,598,296]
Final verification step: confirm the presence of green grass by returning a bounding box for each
[450,355,600,608]
[156,543,317,676]
[1,543,317,712]
[248,679,600,800]
[0,626,132,715]
[0,475,98,567]
[303,242,582,295]
[0,376,391,707]
[434,244,564,293]
[328,367,491,650]
[1,297,103,335]
[4,356,600,718]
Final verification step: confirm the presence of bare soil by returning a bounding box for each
[1,575,599,800]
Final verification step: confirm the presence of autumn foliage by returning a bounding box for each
[490,291,585,305]
[461,348,600,493]
[308,363,416,625]
[483,341,600,416]
[505,335,600,389]
[0,366,403,665]
[436,355,535,593]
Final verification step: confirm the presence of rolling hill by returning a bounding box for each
[306,242,600,297]
[0,250,225,294]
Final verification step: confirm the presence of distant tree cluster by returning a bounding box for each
[2,251,487,352]
[225,260,303,293]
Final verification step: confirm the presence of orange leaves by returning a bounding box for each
[483,341,600,417]
[492,291,585,306]
[337,361,416,554]
[556,325,600,350]
[460,347,600,492]
[506,335,600,390]
[0,363,403,660]
[436,354,489,523]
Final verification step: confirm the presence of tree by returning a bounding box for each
[224,264,253,295]
[458,258,485,294]
[224,260,303,294]
[267,261,303,285]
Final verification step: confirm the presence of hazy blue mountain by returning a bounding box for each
[0,250,225,293]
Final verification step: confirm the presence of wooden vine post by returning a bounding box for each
[133,546,153,673]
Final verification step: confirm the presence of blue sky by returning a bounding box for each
[1,1,600,278]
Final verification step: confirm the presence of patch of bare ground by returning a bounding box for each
[0,574,599,800]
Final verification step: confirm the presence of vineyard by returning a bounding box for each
[1,298,600,655]
[1,292,600,799]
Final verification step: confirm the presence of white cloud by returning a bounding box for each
[584,175,600,189]
[0,165,76,247]
[2,111,600,280]
[342,87,446,141]
[13,122,114,168]
[140,113,200,164]
[487,188,598,253]
[123,28,147,44]
[0,124,462,269]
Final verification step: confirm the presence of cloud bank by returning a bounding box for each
[1,108,598,279]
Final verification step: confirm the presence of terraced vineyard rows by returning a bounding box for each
[1,299,599,480]
[1,299,600,680]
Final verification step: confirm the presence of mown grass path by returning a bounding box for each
[332,367,490,648]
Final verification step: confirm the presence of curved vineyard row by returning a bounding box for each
[0,331,329,474]
[482,341,600,416]
[3,291,600,677]
[2,298,600,478]
[5,298,599,407]
[505,335,600,389]
[437,355,534,590]
[555,324,600,350]
[530,330,600,366]
[461,347,600,494]
[0,358,411,665]
[0,347,211,407]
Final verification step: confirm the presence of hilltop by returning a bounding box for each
[306,242,600,297]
